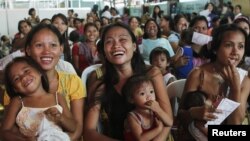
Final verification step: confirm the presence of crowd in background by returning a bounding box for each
[0,1,250,141]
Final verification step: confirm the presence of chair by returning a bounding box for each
[81,64,102,95]
[166,79,186,117]
[80,64,103,132]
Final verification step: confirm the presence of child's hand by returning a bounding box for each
[145,100,161,113]
[44,107,62,123]
[155,117,163,132]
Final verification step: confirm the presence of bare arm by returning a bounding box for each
[148,66,173,140]
[69,98,84,141]
[84,104,118,141]
[45,94,76,132]
[127,114,163,141]
[145,100,172,127]
[0,97,32,141]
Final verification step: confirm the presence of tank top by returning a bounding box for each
[16,93,63,137]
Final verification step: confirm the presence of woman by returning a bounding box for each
[3,24,85,141]
[51,13,72,63]
[141,19,174,62]
[84,23,173,141]
[27,8,40,27]
[233,16,250,70]
[71,23,100,75]
[177,24,250,140]
[12,20,32,52]
[189,15,210,67]
[128,16,143,44]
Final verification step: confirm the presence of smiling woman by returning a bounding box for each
[84,23,173,141]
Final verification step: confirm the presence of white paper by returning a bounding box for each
[199,9,210,17]
[205,98,240,127]
[192,32,212,46]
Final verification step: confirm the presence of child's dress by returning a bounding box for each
[124,110,156,141]
[16,93,70,141]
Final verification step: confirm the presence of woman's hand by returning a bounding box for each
[189,104,220,121]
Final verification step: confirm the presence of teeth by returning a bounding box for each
[112,51,124,56]
[41,57,52,61]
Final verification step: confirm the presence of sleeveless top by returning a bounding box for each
[16,93,63,137]
[124,111,156,141]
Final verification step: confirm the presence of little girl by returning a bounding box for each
[149,47,176,85]
[123,74,172,141]
[1,56,75,141]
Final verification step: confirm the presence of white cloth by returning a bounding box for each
[38,117,70,141]
[56,59,76,74]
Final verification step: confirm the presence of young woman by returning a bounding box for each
[177,24,250,140]
[84,23,173,141]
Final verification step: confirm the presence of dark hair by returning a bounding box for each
[183,90,207,110]
[179,28,194,46]
[51,13,71,62]
[84,22,98,33]
[18,20,32,33]
[143,18,161,39]
[73,18,83,24]
[152,5,162,20]
[68,9,74,13]
[122,74,152,103]
[235,5,242,11]
[25,23,63,55]
[149,47,170,64]
[209,24,248,62]
[41,18,51,24]
[189,15,208,29]
[233,16,250,28]
[4,56,49,98]
[128,16,141,25]
[69,30,80,43]
[28,8,35,16]
[96,22,146,106]
[171,14,188,32]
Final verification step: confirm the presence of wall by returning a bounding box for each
[0,8,91,38]
[232,0,250,16]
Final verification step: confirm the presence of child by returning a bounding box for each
[177,28,194,79]
[123,74,172,141]
[183,90,211,141]
[1,57,75,141]
[149,47,176,85]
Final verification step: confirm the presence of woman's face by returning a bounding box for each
[154,7,160,14]
[176,17,188,34]
[236,21,250,35]
[26,28,63,71]
[10,62,41,95]
[103,26,136,65]
[145,21,158,39]
[52,17,68,34]
[216,31,245,67]
[85,26,99,42]
[74,20,82,29]
[192,20,208,35]
[207,4,213,12]
[20,22,32,35]
[160,18,170,31]
[129,18,139,30]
